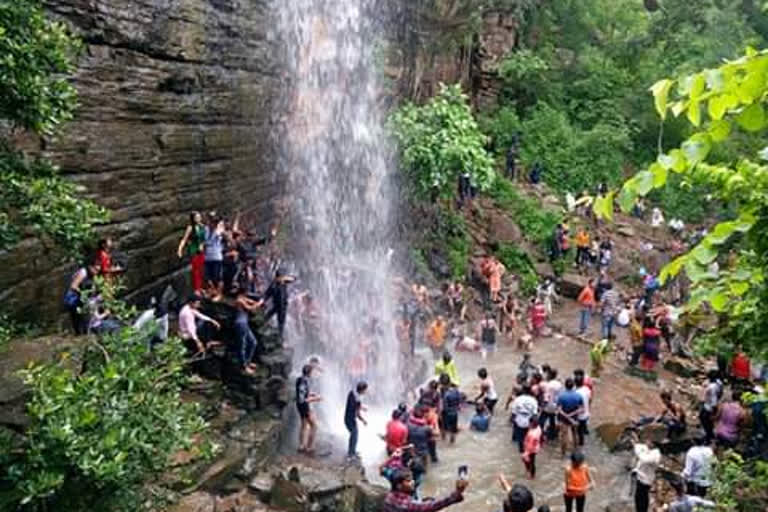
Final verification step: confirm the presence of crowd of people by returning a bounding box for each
[60,185,767,512]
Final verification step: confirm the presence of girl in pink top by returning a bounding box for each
[522,416,543,479]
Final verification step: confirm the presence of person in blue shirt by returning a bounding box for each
[556,378,584,456]
[441,376,462,444]
[470,402,491,432]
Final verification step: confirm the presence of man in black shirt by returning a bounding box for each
[344,381,368,459]
[264,268,295,337]
[296,364,321,454]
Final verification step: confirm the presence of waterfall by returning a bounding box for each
[274,0,401,461]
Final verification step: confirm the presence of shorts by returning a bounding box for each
[482,341,497,354]
[442,411,459,433]
[296,402,310,419]
[205,260,223,283]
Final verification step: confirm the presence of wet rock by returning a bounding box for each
[261,348,293,378]
[354,482,387,512]
[270,474,307,512]
[596,422,632,452]
[663,357,704,379]
[248,474,273,502]
[616,224,636,238]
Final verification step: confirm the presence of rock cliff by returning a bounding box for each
[0,0,284,324]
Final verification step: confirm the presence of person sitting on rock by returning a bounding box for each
[658,391,687,439]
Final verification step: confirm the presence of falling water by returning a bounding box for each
[275,1,401,460]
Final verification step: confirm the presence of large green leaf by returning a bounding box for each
[635,170,655,195]
[660,254,686,285]
[736,103,766,132]
[651,163,668,187]
[617,184,637,213]
[708,119,732,142]
[681,133,712,165]
[592,191,615,221]
[650,79,674,120]
[708,95,728,120]
[709,290,729,312]
[687,100,702,126]
[691,242,719,265]
[707,221,737,245]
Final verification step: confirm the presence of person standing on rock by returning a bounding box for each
[263,268,295,338]
[344,381,368,460]
[575,227,590,268]
[577,279,595,336]
[234,289,264,374]
[699,370,723,443]
[178,294,221,355]
[177,211,207,293]
[599,282,619,340]
[296,364,322,454]
[478,312,499,359]
[574,370,592,446]
[631,437,661,512]
[681,437,715,497]
[489,258,506,303]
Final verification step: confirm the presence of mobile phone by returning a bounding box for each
[458,465,469,480]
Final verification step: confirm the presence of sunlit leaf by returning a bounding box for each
[650,79,674,120]
[736,103,766,132]
[708,119,731,142]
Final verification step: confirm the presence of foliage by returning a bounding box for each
[0,313,40,352]
[482,0,768,222]
[494,243,537,296]
[709,451,768,512]
[0,148,109,257]
[0,0,106,258]
[389,83,496,198]
[489,175,561,249]
[1,298,209,511]
[0,0,81,134]
[595,48,768,363]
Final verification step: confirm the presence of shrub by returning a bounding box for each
[494,244,538,296]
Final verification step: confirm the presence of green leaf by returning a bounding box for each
[593,191,615,221]
[707,221,737,245]
[687,100,702,126]
[708,95,728,120]
[651,163,668,187]
[681,133,712,166]
[689,73,706,100]
[737,71,765,103]
[650,79,674,120]
[660,255,686,285]
[729,281,750,297]
[691,242,718,266]
[635,170,655,195]
[708,119,731,142]
[670,101,687,118]
[733,212,756,232]
[617,184,637,213]
[669,149,687,172]
[736,103,766,132]
[685,259,710,283]
[710,290,729,312]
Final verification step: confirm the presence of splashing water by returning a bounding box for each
[275,0,401,461]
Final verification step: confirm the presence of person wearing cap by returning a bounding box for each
[434,351,460,386]
[382,468,467,512]
[178,294,220,354]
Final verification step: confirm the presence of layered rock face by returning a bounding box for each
[0,0,283,323]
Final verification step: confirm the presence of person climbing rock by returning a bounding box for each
[177,211,207,292]
[263,267,295,338]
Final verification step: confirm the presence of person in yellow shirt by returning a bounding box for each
[426,316,446,358]
[575,227,590,268]
[434,351,460,386]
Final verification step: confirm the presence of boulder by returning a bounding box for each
[270,474,307,512]
[487,210,522,244]
[558,272,590,300]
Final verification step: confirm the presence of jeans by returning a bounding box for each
[564,494,585,512]
[699,407,715,443]
[577,419,589,446]
[601,315,614,339]
[238,325,258,366]
[540,411,558,440]
[579,309,591,333]
[635,481,650,512]
[346,422,358,457]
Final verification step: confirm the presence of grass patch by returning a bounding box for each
[489,176,561,249]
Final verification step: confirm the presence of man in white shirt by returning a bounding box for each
[632,439,661,512]
[699,370,722,443]
[574,370,591,446]
[509,386,539,454]
[681,437,715,497]
[178,294,220,354]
